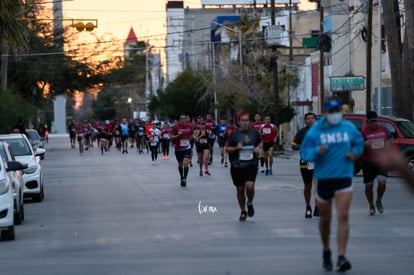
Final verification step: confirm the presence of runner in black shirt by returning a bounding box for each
[225,113,262,222]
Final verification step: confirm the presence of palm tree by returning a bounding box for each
[0,0,30,90]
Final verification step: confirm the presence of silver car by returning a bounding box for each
[26,129,44,150]
[0,142,26,225]
[0,151,27,240]
[0,134,45,202]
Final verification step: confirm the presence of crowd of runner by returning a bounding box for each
[64,102,403,272]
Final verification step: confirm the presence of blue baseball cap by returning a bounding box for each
[324,99,342,111]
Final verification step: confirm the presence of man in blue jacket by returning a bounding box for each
[300,98,364,272]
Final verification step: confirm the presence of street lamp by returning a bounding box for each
[127,97,132,119]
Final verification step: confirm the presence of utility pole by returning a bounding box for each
[270,0,280,126]
[366,0,373,112]
[52,0,66,134]
[377,0,382,115]
[319,3,325,113]
[289,0,293,62]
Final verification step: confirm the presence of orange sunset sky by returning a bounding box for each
[61,0,316,54]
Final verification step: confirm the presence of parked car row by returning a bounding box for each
[0,131,46,241]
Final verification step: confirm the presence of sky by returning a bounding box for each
[61,0,316,55]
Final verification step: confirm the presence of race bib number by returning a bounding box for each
[371,138,384,149]
[307,162,314,170]
[199,138,207,144]
[151,141,157,146]
[239,149,253,161]
[163,133,170,139]
[263,128,271,134]
[180,139,190,147]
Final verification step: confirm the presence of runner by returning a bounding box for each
[193,121,212,176]
[77,122,86,155]
[225,113,262,222]
[113,120,122,151]
[300,98,364,272]
[120,118,129,154]
[171,114,194,187]
[128,118,138,149]
[160,121,172,160]
[98,124,109,155]
[223,119,238,168]
[216,118,228,166]
[204,113,216,165]
[149,121,161,165]
[260,115,278,175]
[361,111,391,215]
[251,113,265,173]
[291,112,319,218]
[68,121,77,148]
[136,120,146,154]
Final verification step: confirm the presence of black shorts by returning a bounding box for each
[317,178,353,202]
[208,137,215,147]
[362,161,388,183]
[300,168,313,185]
[121,135,128,142]
[230,165,258,187]
[195,143,210,153]
[175,149,192,163]
[263,141,274,152]
[217,136,226,148]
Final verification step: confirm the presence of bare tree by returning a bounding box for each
[383,0,405,117]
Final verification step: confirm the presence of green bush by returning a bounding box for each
[0,89,36,133]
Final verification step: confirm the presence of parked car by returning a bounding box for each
[0,134,45,202]
[343,114,414,173]
[26,129,44,151]
[0,155,27,240]
[0,142,27,225]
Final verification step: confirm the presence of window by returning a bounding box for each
[378,121,397,137]
[395,121,414,138]
[346,119,362,131]
[0,139,31,156]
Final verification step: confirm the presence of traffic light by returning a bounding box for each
[319,33,331,52]
[73,21,97,32]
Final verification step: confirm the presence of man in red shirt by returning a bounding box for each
[171,114,194,187]
[250,113,265,173]
[260,115,278,175]
[361,111,391,215]
[204,113,216,165]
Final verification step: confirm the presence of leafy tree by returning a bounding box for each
[0,88,36,133]
[92,52,147,120]
[0,0,31,89]
[92,87,117,121]
[149,70,211,119]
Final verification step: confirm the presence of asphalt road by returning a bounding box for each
[0,134,413,275]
